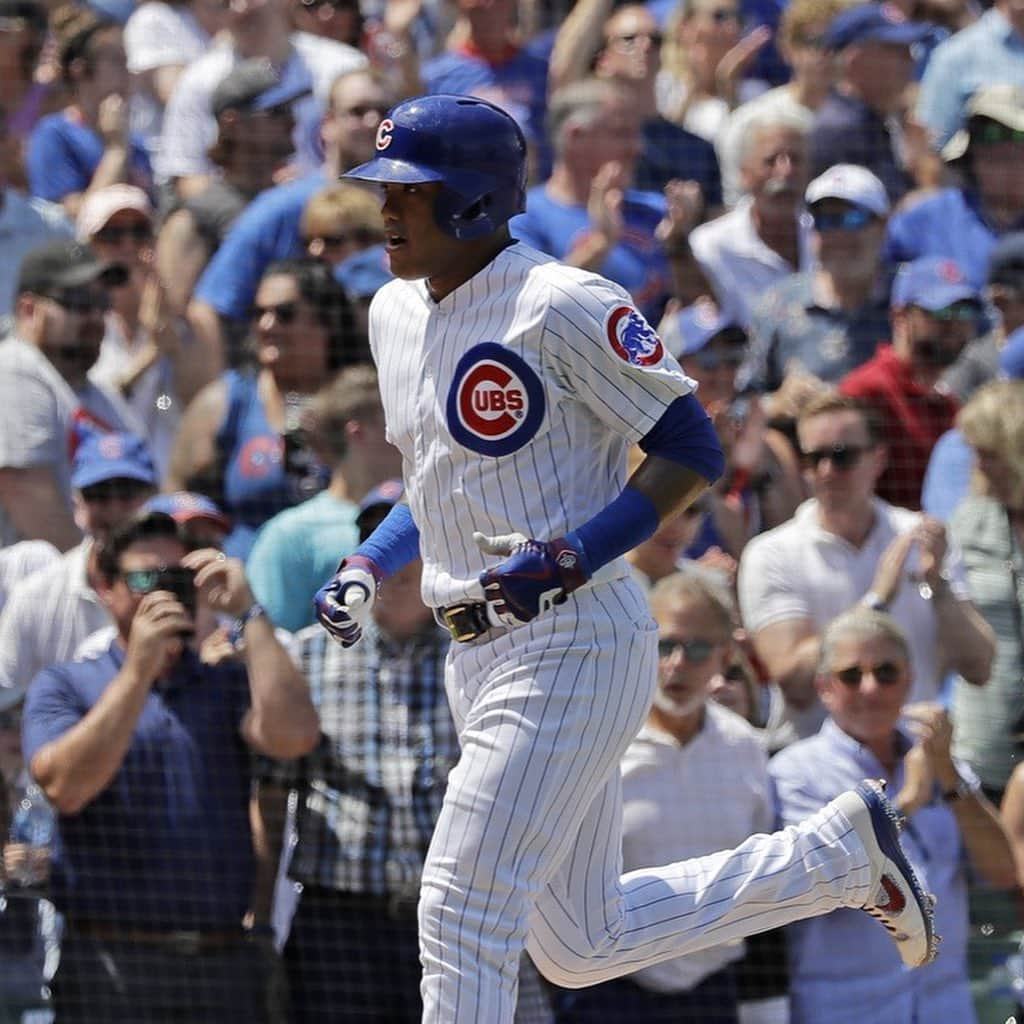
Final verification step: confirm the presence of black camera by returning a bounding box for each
[154,566,197,636]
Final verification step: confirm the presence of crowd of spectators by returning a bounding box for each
[1,0,1024,1018]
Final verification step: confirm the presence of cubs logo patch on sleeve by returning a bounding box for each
[446,343,545,456]
[605,305,665,367]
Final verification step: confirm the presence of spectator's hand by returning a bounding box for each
[138,275,177,350]
[124,591,191,684]
[97,93,129,147]
[3,842,51,886]
[895,741,933,818]
[869,529,917,608]
[903,702,959,791]
[696,545,737,587]
[730,394,768,473]
[199,625,238,666]
[384,0,423,38]
[913,517,948,587]
[767,370,829,422]
[184,549,256,619]
[588,160,627,245]
[715,25,772,104]
[656,179,704,248]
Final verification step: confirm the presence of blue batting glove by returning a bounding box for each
[314,555,383,647]
[474,531,592,628]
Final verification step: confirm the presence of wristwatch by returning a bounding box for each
[860,591,889,612]
[942,775,974,803]
[229,603,267,651]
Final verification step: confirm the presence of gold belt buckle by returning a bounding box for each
[441,604,478,643]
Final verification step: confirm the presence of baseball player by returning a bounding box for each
[313,94,938,1024]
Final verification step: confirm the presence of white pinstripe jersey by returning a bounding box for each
[369,241,697,609]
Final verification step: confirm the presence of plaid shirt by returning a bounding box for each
[271,620,458,900]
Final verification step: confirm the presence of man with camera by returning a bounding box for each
[21,509,320,1023]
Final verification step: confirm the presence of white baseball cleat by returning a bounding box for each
[834,779,939,968]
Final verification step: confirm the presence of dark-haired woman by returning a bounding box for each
[167,257,367,558]
[26,5,151,217]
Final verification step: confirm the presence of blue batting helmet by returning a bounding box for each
[343,94,528,241]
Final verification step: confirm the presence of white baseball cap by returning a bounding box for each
[76,184,153,243]
[804,164,890,218]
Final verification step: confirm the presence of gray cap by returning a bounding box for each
[17,239,127,296]
[211,58,312,119]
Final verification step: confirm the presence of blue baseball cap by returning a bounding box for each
[824,2,931,51]
[891,258,981,312]
[999,327,1024,380]
[333,244,393,300]
[144,491,232,532]
[71,432,158,490]
[660,298,746,359]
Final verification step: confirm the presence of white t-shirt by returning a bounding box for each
[157,32,367,182]
[0,540,111,695]
[620,702,774,992]
[125,1,213,165]
[688,196,815,327]
[738,498,971,734]
[0,540,60,616]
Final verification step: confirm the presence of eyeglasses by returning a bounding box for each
[40,288,111,313]
[93,224,152,245]
[253,300,299,324]
[657,638,718,663]
[80,478,152,504]
[811,207,876,233]
[692,345,745,371]
[924,301,979,322]
[608,29,664,49]
[120,565,194,595]
[832,661,905,687]
[800,443,870,471]
[970,121,1024,146]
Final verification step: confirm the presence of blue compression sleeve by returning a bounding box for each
[353,502,420,577]
[639,393,725,484]
[567,486,660,575]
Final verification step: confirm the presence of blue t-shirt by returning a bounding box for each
[921,428,974,522]
[22,643,253,929]
[884,187,1024,292]
[510,186,671,323]
[216,369,296,560]
[26,112,152,203]
[194,172,326,322]
[422,46,551,178]
[247,490,359,633]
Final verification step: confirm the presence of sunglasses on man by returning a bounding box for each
[811,207,876,233]
[970,121,1024,146]
[253,300,299,325]
[799,443,871,471]
[39,288,111,314]
[93,224,153,245]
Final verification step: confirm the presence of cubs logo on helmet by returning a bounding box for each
[375,118,394,152]
[446,343,545,457]
[605,305,664,367]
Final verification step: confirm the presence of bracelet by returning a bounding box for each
[229,603,267,650]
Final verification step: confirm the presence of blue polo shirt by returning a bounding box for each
[22,642,254,930]
[194,171,326,322]
[810,91,911,205]
[510,186,670,323]
[884,187,1024,292]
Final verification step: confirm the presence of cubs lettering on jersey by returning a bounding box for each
[605,305,665,367]
[446,342,545,456]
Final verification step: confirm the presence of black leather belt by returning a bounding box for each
[437,601,492,643]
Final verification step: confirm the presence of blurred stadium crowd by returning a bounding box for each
[2,0,1024,1018]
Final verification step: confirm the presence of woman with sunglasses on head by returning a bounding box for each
[770,607,1014,1024]
[943,380,1024,802]
[167,256,366,559]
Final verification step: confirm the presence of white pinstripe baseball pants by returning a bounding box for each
[419,578,875,1024]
